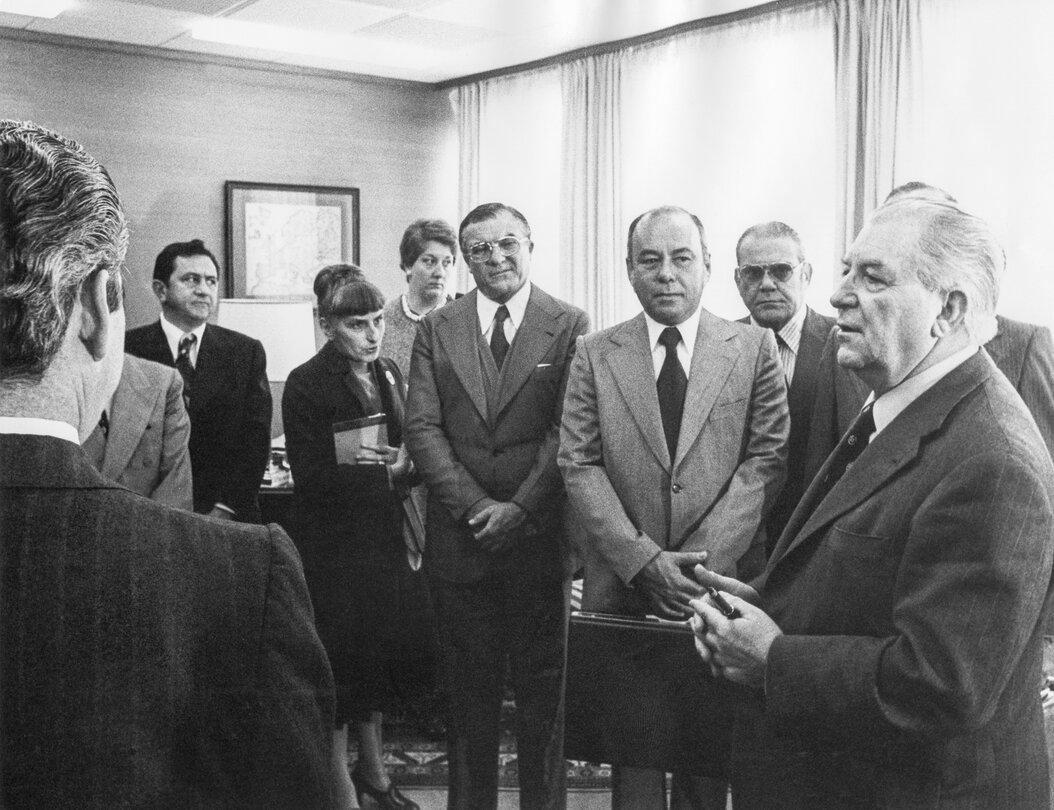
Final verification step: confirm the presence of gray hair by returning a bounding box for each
[0,120,128,380]
[735,221,804,264]
[877,196,1002,344]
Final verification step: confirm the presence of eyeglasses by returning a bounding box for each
[736,261,802,285]
[465,236,530,263]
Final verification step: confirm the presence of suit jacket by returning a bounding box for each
[0,434,335,809]
[803,314,1054,488]
[404,284,590,583]
[86,353,193,511]
[738,307,836,549]
[125,321,272,521]
[558,309,789,614]
[736,351,1054,809]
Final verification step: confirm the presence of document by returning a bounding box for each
[333,414,388,465]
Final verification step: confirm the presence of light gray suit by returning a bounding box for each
[560,308,789,615]
[84,353,193,511]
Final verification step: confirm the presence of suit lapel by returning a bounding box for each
[493,286,559,417]
[188,325,223,414]
[771,352,991,564]
[102,356,155,479]
[675,310,738,467]
[436,291,488,423]
[788,309,827,421]
[607,314,669,468]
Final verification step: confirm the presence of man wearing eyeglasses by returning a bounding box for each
[734,222,834,552]
[559,205,788,810]
[126,239,272,522]
[405,202,589,810]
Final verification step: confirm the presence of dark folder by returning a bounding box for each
[564,610,739,777]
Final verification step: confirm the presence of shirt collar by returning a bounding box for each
[0,416,79,444]
[160,313,206,359]
[477,282,532,333]
[401,293,451,322]
[869,345,979,435]
[643,304,703,359]
[751,303,807,354]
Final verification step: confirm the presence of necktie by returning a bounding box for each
[656,326,687,461]
[176,332,197,407]
[490,305,510,369]
[773,331,793,385]
[98,410,109,439]
[810,403,876,508]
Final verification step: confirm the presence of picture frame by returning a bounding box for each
[224,181,360,299]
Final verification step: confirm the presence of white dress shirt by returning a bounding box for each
[160,314,206,366]
[751,304,807,385]
[477,282,532,346]
[643,304,703,379]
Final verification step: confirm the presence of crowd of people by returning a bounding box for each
[2,118,1054,810]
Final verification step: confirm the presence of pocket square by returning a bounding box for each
[536,363,553,368]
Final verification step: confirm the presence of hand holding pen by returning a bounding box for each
[689,587,782,689]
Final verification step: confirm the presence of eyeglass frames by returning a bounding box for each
[465,236,530,263]
[736,260,803,285]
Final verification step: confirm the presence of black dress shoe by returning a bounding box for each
[350,767,419,810]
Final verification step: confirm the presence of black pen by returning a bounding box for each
[706,586,739,619]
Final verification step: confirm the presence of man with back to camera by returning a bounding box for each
[558,205,788,810]
[0,119,336,807]
[691,195,1054,809]
[125,238,272,522]
[733,221,834,551]
[405,202,589,810]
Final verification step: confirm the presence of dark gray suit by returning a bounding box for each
[405,284,589,810]
[0,434,335,808]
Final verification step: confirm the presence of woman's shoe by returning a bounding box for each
[350,767,419,810]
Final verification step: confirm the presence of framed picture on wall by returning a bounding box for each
[224,181,360,299]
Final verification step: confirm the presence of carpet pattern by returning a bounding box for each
[350,703,612,791]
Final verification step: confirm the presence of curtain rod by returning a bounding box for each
[433,0,824,90]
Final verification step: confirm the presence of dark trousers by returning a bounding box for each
[611,766,727,810]
[429,569,570,810]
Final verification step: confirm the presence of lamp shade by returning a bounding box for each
[216,298,317,382]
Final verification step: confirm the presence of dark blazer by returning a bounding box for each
[125,321,272,521]
[86,353,193,511]
[734,352,1054,809]
[405,285,590,583]
[803,315,1054,486]
[0,434,335,809]
[737,307,835,549]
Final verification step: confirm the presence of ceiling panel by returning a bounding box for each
[232,0,398,34]
[118,0,241,13]
[0,12,33,28]
[27,0,189,45]
[352,0,444,11]
[357,12,496,50]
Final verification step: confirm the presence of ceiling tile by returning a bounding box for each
[232,0,398,34]
[27,0,190,46]
[116,0,240,13]
[357,12,496,49]
[351,0,443,11]
[0,13,35,28]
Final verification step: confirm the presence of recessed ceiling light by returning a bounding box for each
[0,0,71,18]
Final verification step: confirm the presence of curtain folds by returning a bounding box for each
[451,83,480,292]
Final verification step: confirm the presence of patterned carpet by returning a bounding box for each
[350,703,612,791]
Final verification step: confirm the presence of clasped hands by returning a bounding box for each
[634,550,782,688]
[466,498,527,553]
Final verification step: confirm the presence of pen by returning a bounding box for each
[706,586,739,619]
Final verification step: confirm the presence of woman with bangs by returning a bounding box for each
[283,264,430,810]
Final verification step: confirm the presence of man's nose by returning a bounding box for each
[655,258,676,280]
[758,271,778,290]
[831,274,854,309]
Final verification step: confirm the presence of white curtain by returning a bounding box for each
[892,0,1054,332]
[560,52,625,326]
[618,4,839,323]
[450,66,564,296]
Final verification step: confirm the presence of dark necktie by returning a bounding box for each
[176,332,197,407]
[656,326,687,461]
[809,403,876,509]
[490,305,510,369]
[98,410,109,439]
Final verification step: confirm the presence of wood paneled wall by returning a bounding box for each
[0,31,458,329]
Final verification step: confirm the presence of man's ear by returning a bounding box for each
[933,290,968,337]
[151,278,167,304]
[79,269,111,361]
[800,261,813,284]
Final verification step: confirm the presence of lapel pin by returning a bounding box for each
[385,369,396,386]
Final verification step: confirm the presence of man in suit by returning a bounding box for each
[558,205,789,809]
[692,196,1054,809]
[83,352,193,511]
[734,221,834,550]
[0,120,335,807]
[126,239,271,522]
[405,202,589,810]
